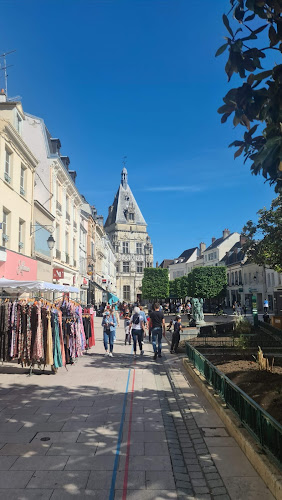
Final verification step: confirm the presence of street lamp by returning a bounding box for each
[47,234,55,250]
[252,274,258,327]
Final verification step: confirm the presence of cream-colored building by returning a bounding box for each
[105,168,153,303]
[22,114,83,291]
[0,91,38,279]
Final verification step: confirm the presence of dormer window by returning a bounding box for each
[16,114,22,135]
[129,212,134,221]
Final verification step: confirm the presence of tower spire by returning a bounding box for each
[121,156,128,189]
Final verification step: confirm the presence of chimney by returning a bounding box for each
[212,237,216,244]
[69,170,77,184]
[240,234,247,246]
[199,242,206,255]
[156,261,159,268]
[96,215,104,227]
[0,89,6,103]
[223,228,230,239]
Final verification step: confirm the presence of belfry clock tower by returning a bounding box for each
[104,168,153,303]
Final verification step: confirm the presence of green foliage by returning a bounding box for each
[142,268,169,300]
[188,266,227,299]
[217,1,282,192]
[234,334,250,349]
[169,275,189,299]
[242,194,282,272]
[234,315,252,334]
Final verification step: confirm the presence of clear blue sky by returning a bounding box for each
[1,0,275,264]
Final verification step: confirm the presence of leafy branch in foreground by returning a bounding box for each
[242,194,282,272]
[217,1,282,192]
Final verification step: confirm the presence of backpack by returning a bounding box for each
[133,313,140,325]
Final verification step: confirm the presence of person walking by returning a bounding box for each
[109,307,117,344]
[124,308,131,345]
[129,306,145,358]
[170,315,182,354]
[139,306,147,345]
[102,311,116,357]
[149,302,165,361]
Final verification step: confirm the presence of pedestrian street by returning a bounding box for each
[0,319,275,500]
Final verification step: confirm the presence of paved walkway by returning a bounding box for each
[0,319,275,499]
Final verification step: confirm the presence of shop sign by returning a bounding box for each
[0,250,37,281]
[53,268,64,280]
[102,279,107,284]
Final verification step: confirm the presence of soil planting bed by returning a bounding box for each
[202,352,282,425]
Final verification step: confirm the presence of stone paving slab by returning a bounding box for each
[0,320,276,499]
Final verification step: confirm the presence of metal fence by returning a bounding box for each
[185,342,282,468]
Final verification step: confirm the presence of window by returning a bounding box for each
[137,262,143,273]
[73,239,76,266]
[239,270,242,285]
[116,262,119,273]
[91,242,95,258]
[122,242,129,254]
[18,219,25,253]
[4,149,11,183]
[20,166,26,196]
[65,232,69,263]
[123,261,129,273]
[279,274,282,285]
[231,272,234,285]
[16,114,22,134]
[136,243,142,255]
[129,212,134,221]
[123,285,130,301]
[2,208,10,246]
[271,273,275,286]
[227,274,230,286]
[235,271,238,285]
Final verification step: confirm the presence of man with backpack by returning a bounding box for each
[149,302,165,361]
[129,306,145,358]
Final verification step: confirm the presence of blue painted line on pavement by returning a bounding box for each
[109,352,132,500]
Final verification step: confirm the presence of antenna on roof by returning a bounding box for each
[0,49,16,97]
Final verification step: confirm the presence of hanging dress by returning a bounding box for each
[45,311,54,366]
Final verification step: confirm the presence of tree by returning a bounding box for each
[169,275,189,300]
[188,266,227,300]
[242,194,282,272]
[142,268,169,300]
[217,1,282,192]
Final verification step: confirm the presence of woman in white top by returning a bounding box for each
[129,306,145,358]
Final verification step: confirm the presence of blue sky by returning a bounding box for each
[1,0,275,264]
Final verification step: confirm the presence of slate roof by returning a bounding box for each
[158,259,174,269]
[178,247,198,262]
[105,171,147,227]
[220,242,245,266]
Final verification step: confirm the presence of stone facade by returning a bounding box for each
[105,168,153,303]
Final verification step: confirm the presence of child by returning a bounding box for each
[167,319,174,332]
[170,315,182,354]
[124,309,131,345]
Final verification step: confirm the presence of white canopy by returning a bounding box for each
[0,279,79,294]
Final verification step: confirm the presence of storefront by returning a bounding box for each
[0,249,37,281]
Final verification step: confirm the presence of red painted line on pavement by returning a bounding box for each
[122,366,136,500]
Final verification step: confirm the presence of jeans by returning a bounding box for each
[132,329,143,353]
[171,332,180,352]
[103,330,114,353]
[152,327,162,354]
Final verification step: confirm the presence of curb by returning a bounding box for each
[182,358,282,500]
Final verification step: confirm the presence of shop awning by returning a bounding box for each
[108,293,119,304]
[0,279,79,293]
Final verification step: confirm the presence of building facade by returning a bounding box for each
[0,91,38,281]
[104,168,153,303]
[22,113,83,293]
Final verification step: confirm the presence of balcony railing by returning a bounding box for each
[56,249,61,260]
[56,201,62,213]
[66,212,70,222]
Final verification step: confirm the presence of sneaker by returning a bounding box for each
[105,352,109,356]
[109,352,113,357]
[170,350,173,354]
[134,353,137,359]
[140,350,144,356]
[153,352,157,361]
[158,353,162,358]
[113,339,116,343]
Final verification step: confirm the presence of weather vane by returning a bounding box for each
[122,155,127,167]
